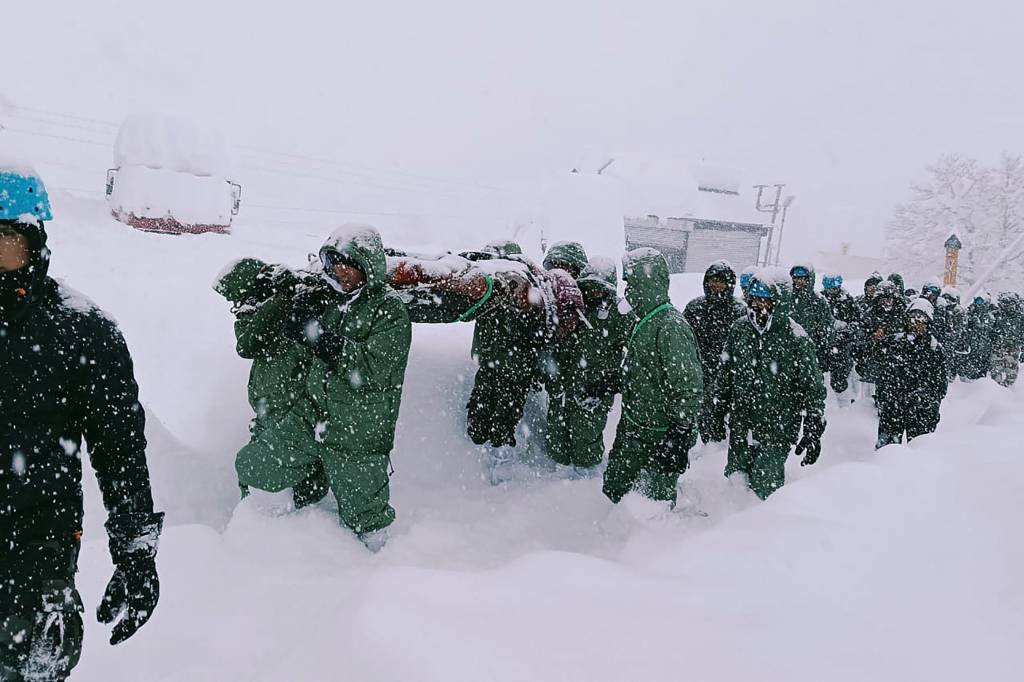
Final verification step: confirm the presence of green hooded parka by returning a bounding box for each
[602,249,703,504]
[233,227,412,535]
[545,257,633,468]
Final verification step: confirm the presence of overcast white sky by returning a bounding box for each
[6,0,1024,258]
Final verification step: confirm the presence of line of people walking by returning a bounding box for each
[4,160,1023,680]
[216,229,1024,553]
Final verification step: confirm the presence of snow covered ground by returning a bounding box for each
[33,192,1022,681]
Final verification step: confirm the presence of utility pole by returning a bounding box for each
[772,195,795,265]
[754,184,785,266]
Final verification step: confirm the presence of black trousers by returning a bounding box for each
[1,536,83,682]
[876,402,940,448]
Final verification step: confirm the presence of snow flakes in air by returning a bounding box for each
[11,451,26,476]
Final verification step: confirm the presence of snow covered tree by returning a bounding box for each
[886,154,1024,293]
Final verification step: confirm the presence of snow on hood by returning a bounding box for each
[908,297,934,320]
[320,223,388,293]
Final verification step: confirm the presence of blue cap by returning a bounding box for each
[739,272,752,290]
[748,280,773,300]
[923,285,941,296]
[974,296,985,306]
[822,274,842,290]
[790,266,810,278]
[0,169,53,222]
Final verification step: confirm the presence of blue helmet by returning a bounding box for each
[748,279,773,300]
[0,168,53,223]
[790,265,811,278]
[821,274,843,290]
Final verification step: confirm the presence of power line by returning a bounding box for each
[245,201,506,221]
[16,105,120,129]
[235,144,512,195]
[2,126,112,148]
[12,102,515,196]
[4,112,119,137]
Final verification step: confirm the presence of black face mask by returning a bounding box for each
[0,265,37,322]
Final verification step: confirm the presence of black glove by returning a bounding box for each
[795,413,825,466]
[285,288,328,342]
[658,423,695,475]
[98,513,164,645]
[311,330,357,363]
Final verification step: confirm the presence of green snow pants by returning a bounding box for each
[545,389,614,468]
[724,432,790,500]
[602,423,680,504]
[1,537,83,682]
[236,406,395,534]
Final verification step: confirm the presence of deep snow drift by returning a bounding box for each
[30,191,1021,681]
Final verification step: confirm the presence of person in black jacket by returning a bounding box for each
[821,273,860,404]
[961,292,996,380]
[856,280,907,392]
[875,299,948,448]
[683,260,746,393]
[1,169,163,681]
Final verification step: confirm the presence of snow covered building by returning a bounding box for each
[624,173,768,274]
[625,214,768,274]
[105,114,241,235]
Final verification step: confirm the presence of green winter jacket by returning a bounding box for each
[542,241,589,277]
[468,241,542,366]
[550,258,633,394]
[789,263,836,370]
[215,258,312,421]
[305,229,412,452]
[619,248,703,435]
[711,276,826,447]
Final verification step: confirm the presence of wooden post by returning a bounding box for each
[943,233,962,286]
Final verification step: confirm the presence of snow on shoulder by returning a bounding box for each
[908,297,934,319]
[56,280,117,324]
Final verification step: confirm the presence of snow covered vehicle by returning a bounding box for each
[105,114,241,235]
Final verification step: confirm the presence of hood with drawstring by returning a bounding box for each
[0,219,51,324]
[318,224,388,298]
[622,248,671,317]
[702,260,737,299]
